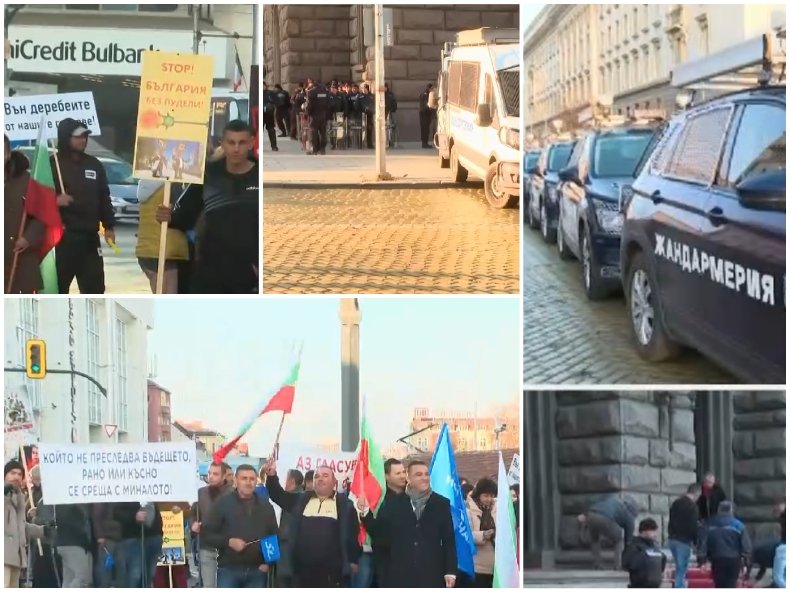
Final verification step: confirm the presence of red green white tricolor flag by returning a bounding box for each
[349,397,386,545]
[212,357,301,463]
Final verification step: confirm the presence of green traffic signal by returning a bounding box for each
[26,339,46,379]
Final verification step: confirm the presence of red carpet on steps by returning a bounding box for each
[666,566,756,588]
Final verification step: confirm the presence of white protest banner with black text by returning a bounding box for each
[38,442,198,505]
[277,448,358,494]
[4,91,100,142]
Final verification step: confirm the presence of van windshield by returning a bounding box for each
[592,131,655,178]
[548,145,572,172]
[498,68,520,117]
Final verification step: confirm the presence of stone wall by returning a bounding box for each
[554,392,697,550]
[264,4,520,141]
[732,392,786,541]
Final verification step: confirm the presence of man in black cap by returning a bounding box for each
[51,118,115,294]
[305,78,330,155]
[4,460,48,588]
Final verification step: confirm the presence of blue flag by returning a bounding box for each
[260,534,281,563]
[429,423,476,577]
[103,548,115,571]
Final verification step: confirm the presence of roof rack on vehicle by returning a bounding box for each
[442,27,519,55]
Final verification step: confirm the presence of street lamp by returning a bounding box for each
[494,422,507,451]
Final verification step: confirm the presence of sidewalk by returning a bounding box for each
[261,135,463,187]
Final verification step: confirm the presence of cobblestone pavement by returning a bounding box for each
[523,227,737,385]
[263,186,520,294]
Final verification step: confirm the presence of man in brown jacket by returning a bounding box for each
[4,460,46,588]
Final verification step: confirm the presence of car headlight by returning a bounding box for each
[591,197,623,234]
[499,127,519,150]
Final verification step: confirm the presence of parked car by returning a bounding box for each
[556,124,657,299]
[620,85,785,383]
[525,140,575,241]
[523,148,542,219]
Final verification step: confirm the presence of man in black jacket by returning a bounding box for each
[357,460,457,588]
[668,484,701,588]
[202,464,279,588]
[273,84,291,137]
[264,460,360,587]
[697,471,727,565]
[305,78,330,155]
[156,120,258,293]
[35,501,93,588]
[51,118,115,294]
[706,501,751,588]
[368,458,408,586]
[622,518,666,588]
[113,502,162,588]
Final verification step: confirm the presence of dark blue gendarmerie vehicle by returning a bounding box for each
[555,119,659,300]
[620,85,785,383]
[525,139,575,243]
[523,148,542,221]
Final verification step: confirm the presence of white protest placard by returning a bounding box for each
[38,442,198,505]
[277,448,358,494]
[507,453,520,485]
[4,91,101,142]
[4,386,35,434]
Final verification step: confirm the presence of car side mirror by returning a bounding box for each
[735,171,786,212]
[475,104,492,127]
[558,164,582,185]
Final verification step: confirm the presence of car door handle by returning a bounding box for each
[649,190,663,204]
[707,207,728,225]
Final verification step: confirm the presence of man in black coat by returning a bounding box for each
[357,460,457,588]
[264,460,361,587]
[698,472,727,523]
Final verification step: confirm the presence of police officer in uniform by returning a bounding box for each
[273,84,291,137]
[305,78,330,155]
[359,83,375,149]
[51,118,116,294]
[261,82,278,152]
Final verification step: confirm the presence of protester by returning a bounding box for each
[264,461,361,587]
[276,469,305,588]
[668,483,701,588]
[358,460,457,588]
[467,478,497,587]
[579,495,639,570]
[28,468,63,588]
[113,502,163,587]
[152,504,191,588]
[91,503,122,588]
[190,462,233,588]
[622,518,666,588]
[4,460,47,588]
[35,500,94,587]
[698,471,727,523]
[5,136,46,293]
[51,118,115,294]
[156,120,258,294]
[510,484,520,529]
[705,501,751,588]
[304,470,315,492]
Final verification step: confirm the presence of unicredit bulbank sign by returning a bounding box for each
[8,25,231,78]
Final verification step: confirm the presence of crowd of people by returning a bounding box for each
[4,455,519,589]
[4,118,259,295]
[262,79,439,155]
[575,471,786,588]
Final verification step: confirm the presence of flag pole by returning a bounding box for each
[19,446,44,556]
[155,180,172,294]
[271,411,286,461]
[6,210,28,293]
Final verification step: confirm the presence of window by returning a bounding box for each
[15,299,41,410]
[116,318,129,432]
[666,107,732,185]
[697,15,710,56]
[160,391,168,407]
[592,131,655,177]
[548,144,573,172]
[458,63,479,111]
[447,62,462,107]
[726,104,786,186]
[86,300,102,425]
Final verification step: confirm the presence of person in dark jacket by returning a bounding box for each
[91,503,122,587]
[113,502,163,588]
[264,460,361,587]
[156,120,258,294]
[35,501,93,588]
[305,78,330,155]
[261,83,278,151]
[622,518,666,588]
[276,470,305,588]
[706,501,751,588]
[357,460,457,588]
[668,483,701,588]
[27,470,62,588]
[698,472,727,523]
[5,137,46,294]
[368,459,407,587]
[50,118,115,294]
[202,464,279,588]
[273,84,291,137]
[581,495,639,570]
[190,462,233,588]
[418,84,436,149]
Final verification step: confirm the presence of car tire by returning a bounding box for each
[540,199,557,244]
[484,163,517,209]
[450,145,468,183]
[556,208,573,261]
[625,250,681,361]
[581,226,610,301]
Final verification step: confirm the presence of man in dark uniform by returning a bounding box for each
[419,84,436,149]
[261,82,278,152]
[358,84,375,149]
[50,118,115,294]
[305,78,330,156]
[273,84,291,137]
[155,120,258,294]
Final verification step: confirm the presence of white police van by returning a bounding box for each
[436,28,520,209]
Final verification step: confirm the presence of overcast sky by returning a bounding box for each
[149,298,520,456]
[522,4,545,34]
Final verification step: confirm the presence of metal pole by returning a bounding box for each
[373,4,388,179]
[252,4,260,66]
[340,299,361,452]
[192,5,200,55]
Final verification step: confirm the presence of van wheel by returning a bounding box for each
[625,251,681,361]
[485,163,517,209]
[450,145,468,183]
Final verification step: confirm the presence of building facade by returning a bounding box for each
[263,4,519,141]
[523,4,785,136]
[410,402,520,453]
[147,379,172,443]
[3,298,153,448]
[5,4,254,157]
[523,391,786,569]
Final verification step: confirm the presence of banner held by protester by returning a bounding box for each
[4,91,100,142]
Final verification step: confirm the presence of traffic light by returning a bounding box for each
[25,339,46,379]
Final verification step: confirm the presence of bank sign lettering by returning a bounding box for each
[7,26,230,78]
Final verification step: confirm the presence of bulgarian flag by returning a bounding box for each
[493,452,520,588]
[213,358,301,463]
[349,398,386,545]
[24,122,64,294]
